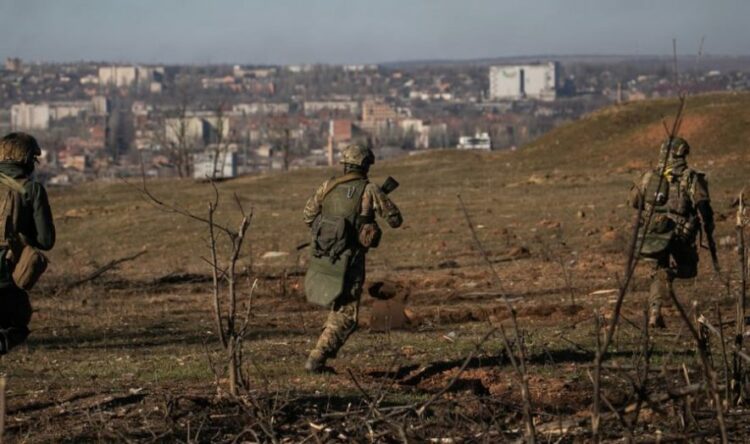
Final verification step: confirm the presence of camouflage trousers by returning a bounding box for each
[309,254,366,361]
[0,286,32,353]
[645,237,699,310]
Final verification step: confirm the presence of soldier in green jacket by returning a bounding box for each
[0,132,56,355]
[629,137,714,328]
[303,142,402,373]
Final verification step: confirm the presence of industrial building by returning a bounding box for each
[489,62,559,101]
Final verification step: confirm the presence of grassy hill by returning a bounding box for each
[47,91,750,279]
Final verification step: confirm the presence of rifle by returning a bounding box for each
[698,211,721,274]
[707,232,721,273]
[296,176,400,251]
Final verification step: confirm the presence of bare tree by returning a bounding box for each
[128,173,255,396]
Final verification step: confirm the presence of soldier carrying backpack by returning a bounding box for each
[0,132,55,355]
[629,137,714,328]
[302,141,402,373]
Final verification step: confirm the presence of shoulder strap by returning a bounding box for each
[12,178,29,237]
[0,176,29,244]
[321,172,367,201]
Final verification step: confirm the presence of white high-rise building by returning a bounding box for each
[489,62,558,101]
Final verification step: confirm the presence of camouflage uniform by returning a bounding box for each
[629,137,713,328]
[304,144,402,371]
[0,133,56,354]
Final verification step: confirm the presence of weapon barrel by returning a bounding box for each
[381,176,399,195]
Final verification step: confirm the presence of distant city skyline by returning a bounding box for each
[1,0,748,65]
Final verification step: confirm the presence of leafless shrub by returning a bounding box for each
[128,173,254,397]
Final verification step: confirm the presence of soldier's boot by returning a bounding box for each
[648,275,669,329]
[648,301,666,329]
[304,349,327,374]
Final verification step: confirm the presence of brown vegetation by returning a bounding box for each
[2,92,750,441]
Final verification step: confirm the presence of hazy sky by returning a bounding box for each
[0,0,748,65]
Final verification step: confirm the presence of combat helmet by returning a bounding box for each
[340,142,375,167]
[0,132,41,166]
[660,136,690,158]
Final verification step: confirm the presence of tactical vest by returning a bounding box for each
[638,168,700,256]
[311,175,368,262]
[305,175,368,307]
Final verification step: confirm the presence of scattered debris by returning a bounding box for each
[588,289,618,296]
[261,251,290,259]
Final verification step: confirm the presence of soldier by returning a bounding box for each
[0,132,55,355]
[629,137,714,328]
[303,142,402,373]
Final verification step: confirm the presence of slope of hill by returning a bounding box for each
[47,91,750,278]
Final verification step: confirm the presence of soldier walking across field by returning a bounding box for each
[0,133,55,355]
[629,137,715,328]
[302,142,402,373]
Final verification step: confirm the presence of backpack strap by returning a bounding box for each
[0,174,28,249]
[320,172,367,201]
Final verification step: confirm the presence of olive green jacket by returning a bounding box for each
[0,163,55,288]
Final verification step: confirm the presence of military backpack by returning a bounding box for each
[0,175,48,291]
[305,173,368,307]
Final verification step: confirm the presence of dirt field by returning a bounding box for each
[2,92,750,442]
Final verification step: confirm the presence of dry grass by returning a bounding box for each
[1,92,750,441]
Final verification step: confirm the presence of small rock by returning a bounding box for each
[442,331,457,342]
[507,246,530,257]
[260,251,289,259]
[437,260,459,269]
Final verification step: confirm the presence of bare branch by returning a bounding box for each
[500,325,536,443]
[54,250,147,297]
[209,202,227,348]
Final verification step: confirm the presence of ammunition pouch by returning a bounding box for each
[651,214,673,234]
[358,222,382,249]
[639,214,674,258]
[355,214,380,249]
[671,214,698,242]
[639,230,673,258]
[311,215,352,263]
[1,238,48,291]
[11,245,48,291]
